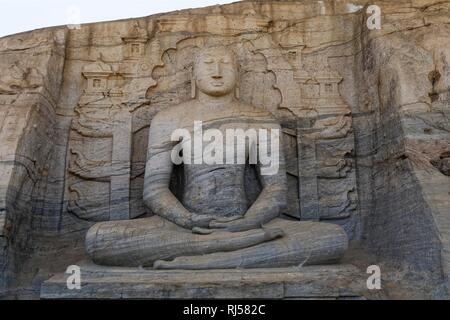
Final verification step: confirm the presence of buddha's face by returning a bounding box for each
[194,47,237,97]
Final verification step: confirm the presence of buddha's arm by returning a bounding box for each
[142,113,210,230]
[210,125,288,232]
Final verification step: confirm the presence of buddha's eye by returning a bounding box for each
[203,58,214,64]
[221,59,230,64]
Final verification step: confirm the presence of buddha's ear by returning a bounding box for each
[190,65,196,99]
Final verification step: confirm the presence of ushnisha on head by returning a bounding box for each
[191,46,239,98]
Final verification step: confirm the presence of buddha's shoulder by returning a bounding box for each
[152,100,196,124]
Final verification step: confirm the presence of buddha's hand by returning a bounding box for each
[190,213,220,229]
[210,216,243,224]
[209,216,258,232]
[191,216,242,235]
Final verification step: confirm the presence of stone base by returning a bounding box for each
[40,261,367,299]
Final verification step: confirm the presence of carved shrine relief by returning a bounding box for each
[63,26,359,237]
[266,33,357,234]
[65,24,152,222]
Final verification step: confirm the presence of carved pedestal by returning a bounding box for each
[40,261,367,299]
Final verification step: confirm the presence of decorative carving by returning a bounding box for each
[82,58,113,95]
[431,151,450,176]
[311,116,353,140]
[67,185,110,221]
[317,158,352,179]
[68,149,112,181]
[3,0,450,301]
[293,65,351,117]
[156,14,270,34]
[277,63,359,230]
[0,62,43,94]
[65,26,154,221]
[121,23,149,61]
[84,46,348,269]
[62,14,358,237]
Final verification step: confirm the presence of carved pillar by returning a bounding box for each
[291,63,358,233]
[297,118,320,221]
[109,109,132,220]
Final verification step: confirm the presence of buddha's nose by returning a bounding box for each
[212,62,222,79]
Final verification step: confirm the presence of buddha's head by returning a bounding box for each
[192,46,238,98]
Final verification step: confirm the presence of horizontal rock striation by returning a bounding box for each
[0,0,449,299]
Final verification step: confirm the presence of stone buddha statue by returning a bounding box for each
[85,46,348,269]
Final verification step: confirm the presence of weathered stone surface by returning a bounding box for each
[86,216,348,268]
[0,0,448,299]
[83,46,349,270]
[41,261,366,299]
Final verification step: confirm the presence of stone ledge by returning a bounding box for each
[40,261,367,299]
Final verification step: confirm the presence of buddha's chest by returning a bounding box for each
[181,164,249,216]
[175,121,262,166]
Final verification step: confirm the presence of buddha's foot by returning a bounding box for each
[263,227,284,240]
[151,220,348,270]
[153,227,285,270]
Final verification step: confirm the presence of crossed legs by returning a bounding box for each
[85,215,348,269]
[153,218,348,269]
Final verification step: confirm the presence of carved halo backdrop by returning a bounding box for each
[65,19,359,239]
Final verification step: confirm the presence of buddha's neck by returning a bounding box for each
[198,91,235,110]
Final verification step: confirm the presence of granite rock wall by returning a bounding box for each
[0,0,449,299]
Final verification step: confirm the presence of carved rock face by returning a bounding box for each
[1,0,450,300]
[431,151,450,176]
[194,47,237,97]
